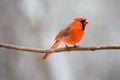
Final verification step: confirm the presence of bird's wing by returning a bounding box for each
[55,22,74,40]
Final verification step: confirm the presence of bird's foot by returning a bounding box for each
[65,44,71,51]
[73,44,79,48]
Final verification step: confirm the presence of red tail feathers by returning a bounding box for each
[42,40,61,60]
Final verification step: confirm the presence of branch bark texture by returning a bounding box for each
[0,43,120,54]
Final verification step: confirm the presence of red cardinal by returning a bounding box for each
[42,17,89,59]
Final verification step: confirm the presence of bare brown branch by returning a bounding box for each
[0,43,120,54]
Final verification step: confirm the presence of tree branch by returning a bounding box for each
[0,43,120,54]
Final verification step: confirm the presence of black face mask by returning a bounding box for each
[81,20,86,30]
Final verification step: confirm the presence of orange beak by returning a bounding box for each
[84,20,89,25]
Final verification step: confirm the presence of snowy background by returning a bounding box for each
[0,0,120,80]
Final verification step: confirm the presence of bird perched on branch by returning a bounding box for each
[42,17,89,60]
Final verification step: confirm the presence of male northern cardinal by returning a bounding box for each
[42,17,89,59]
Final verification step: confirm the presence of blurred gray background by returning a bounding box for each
[0,0,120,80]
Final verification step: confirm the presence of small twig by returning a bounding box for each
[0,43,120,54]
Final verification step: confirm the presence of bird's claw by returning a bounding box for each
[65,44,71,51]
[73,44,79,47]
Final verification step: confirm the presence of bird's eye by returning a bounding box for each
[80,19,86,23]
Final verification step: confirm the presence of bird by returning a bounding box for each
[42,17,89,60]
